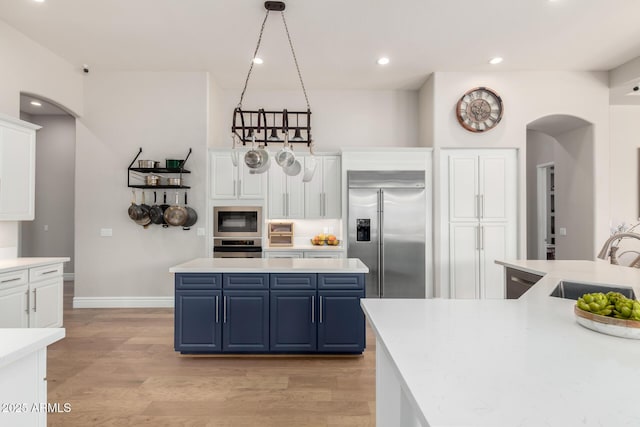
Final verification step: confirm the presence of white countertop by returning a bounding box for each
[0,328,65,370]
[170,257,368,273]
[361,260,640,427]
[0,257,70,274]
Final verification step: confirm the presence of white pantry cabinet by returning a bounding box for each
[268,160,305,219]
[304,155,341,218]
[0,262,64,328]
[442,149,518,299]
[210,151,265,200]
[0,114,39,220]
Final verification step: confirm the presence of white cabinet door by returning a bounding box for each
[210,151,265,200]
[448,155,478,222]
[303,251,344,259]
[0,121,36,220]
[238,162,265,199]
[322,156,341,218]
[480,224,509,299]
[286,174,305,219]
[211,152,237,199]
[479,152,517,223]
[30,277,63,328]
[0,283,29,328]
[268,165,287,218]
[304,156,341,218]
[449,223,480,299]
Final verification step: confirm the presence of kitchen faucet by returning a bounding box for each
[597,232,640,268]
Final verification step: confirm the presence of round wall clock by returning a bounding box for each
[456,87,503,133]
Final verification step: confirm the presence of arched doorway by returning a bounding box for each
[526,115,594,260]
[19,93,76,284]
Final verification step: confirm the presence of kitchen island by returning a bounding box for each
[362,260,640,427]
[169,258,368,354]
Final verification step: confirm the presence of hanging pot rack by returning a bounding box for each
[231,1,313,147]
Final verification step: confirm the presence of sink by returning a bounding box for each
[550,280,636,300]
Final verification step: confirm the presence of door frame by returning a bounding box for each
[536,162,554,260]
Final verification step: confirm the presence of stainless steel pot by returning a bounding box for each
[167,177,182,186]
[138,160,156,168]
[145,175,160,186]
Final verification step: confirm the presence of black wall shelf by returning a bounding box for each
[127,147,192,189]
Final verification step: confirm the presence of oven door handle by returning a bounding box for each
[213,247,263,252]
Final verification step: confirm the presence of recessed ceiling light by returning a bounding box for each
[30,101,42,107]
[489,57,504,65]
[33,0,45,3]
[252,57,264,65]
[377,57,390,66]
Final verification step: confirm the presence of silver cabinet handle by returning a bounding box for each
[215,295,219,323]
[322,193,326,217]
[319,193,323,217]
[25,291,29,314]
[311,295,315,324]
[233,180,237,196]
[238,179,242,197]
[480,226,484,250]
[41,270,57,275]
[223,296,227,323]
[480,195,484,219]
[476,225,480,250]
[319,296,323,323]
[1,277,21,283]
[33,289,37,312]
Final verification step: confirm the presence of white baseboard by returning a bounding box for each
[63,273,75,281]
[73,296,174,308]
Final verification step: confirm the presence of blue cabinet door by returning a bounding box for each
[270,290,317,352]
[175,290,221,352]
[223,290,269,352]
[318,290,365,353]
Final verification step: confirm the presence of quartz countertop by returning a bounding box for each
[170,257,368,273]
[361,259,640,427]
[0,328,65,370]
[0,257,70,274]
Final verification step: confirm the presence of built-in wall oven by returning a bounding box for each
[213,206,263,258]
[213,206,262,238]
[213,238,262,258]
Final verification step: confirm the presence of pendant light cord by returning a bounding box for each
[237,8,311,110]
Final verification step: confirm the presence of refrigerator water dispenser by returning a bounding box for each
[356,219,371,241]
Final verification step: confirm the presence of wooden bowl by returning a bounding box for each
[574,306,640,339]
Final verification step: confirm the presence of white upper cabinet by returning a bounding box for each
[304,155,341,219]
[210,151,265,200]
[0,115,39,220]
[268,161,304,219]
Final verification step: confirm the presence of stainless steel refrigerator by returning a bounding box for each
[347,171,426,298]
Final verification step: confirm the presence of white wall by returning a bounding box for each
[610,105,640,224]
[74,71,208,305]
[20,114,76,272]
[426,71,610,263]
[0,19,83,257]
[418,74,435,147]
[526,130,555,258]
[213,89,419,150]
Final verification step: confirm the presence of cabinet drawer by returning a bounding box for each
[318,274,364,290]
[0,269,28,290]
[29,263,63,283]
[270,273,317,290]
[176,273,222,290]
[223,273,269,290]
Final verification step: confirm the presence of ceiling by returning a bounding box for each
[2,0,640,90]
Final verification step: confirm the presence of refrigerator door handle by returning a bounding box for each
[380,189,385,298]
[377,189,382,298]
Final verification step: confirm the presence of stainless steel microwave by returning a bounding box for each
[213,206,262,238]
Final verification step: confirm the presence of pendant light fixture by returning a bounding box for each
[232,1,313,155]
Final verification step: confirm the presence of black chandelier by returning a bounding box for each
[231,1,312,147]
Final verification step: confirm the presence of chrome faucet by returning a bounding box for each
[597,232,640,267]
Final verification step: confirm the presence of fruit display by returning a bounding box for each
[576,292,640,321]
[311,233,340,246]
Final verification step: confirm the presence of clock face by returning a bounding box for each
[456,87,503,133]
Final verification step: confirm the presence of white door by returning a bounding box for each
[322,156,341,218]
[268,166,287,218]
[286,174,305,219]
[479,151,517,223]
[30,278,63,328]
[448,155,479,222]
[480,223,509,299]
[210,152,237,199]
[0,124,35,220]
[304,157,323,218]
[238,161,265,199]
[0,283,29,327]
[449,223,480,299]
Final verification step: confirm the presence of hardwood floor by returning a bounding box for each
[47,283,376,426]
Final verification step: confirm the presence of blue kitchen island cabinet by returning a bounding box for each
[170,259,369,355]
